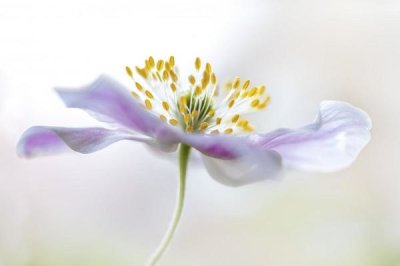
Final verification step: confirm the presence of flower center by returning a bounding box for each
[125,56,270,135]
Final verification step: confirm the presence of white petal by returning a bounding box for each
[249,101,371,172]
[201,150,282,187]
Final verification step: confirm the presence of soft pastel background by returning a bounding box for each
[0,0,399,265]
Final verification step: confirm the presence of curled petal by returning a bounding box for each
[201,150,282,186]
[17,126,174,158]
[248,101,371,172]
[179,134,283,186]
[55,75,180,142]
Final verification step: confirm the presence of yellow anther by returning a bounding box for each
[169,118,178,126]
[145,60,151,71]
[258,96,270,109]
[216,117,222,125]
[248,87,258,97]
[251,99,260,108]
[225,82,232,89]
[162,101,170,111]
[169,56,175,67]
[195,85,202,96]
[258,85,266,95]
[156,60,164,71]
[238,119,249,128]
[179,96,187,113]
[224,128,233,134]
[145,90,154,99]
[207,110,215,117]
[192,110,198,118]
[233,78,240,89]
[228,99,235,108]
[201,73,210,88]
[164,62,171,71]
[162,70,169,81]
[131,91,139,98]
[195,57,201,71]
[170,83,177,92]
[231,114,240,123]
[200,122,209,130]
[135,82,143,91]
[244,124,254,132]
[188,75,196,85]
[186,126,193,133]
[136,66,147,79]
[170,70,178,82]
[211,73,217,85]
[159,114,167,122]
[242,80,250,90]
[126,66,133,78]
[145,99,152,110]
[205,63,212,73]
[149,56,155,68]
[184,113,191,124]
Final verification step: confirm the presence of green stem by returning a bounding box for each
[147,144,191,266]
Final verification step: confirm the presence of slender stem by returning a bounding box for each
[147,144,191,266]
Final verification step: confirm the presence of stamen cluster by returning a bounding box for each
[126,56,270,135]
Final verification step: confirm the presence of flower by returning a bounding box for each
[16,56,371,265]
[17,56,371,186]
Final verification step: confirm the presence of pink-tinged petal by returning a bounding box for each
[17,126,172,158]
[179,134,283,186]
[55,75,180,142]
[248,101,371,172]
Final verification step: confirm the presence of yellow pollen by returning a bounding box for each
[145,99,152,110]
[195,57,201,71]
[228,99,235,108]
[162,70,169,81]
[169,56,175,67]
[156,60,164,71]
[200,122,208,130]
[216,117,222,125]
[186,126,193,133]
[208,110,215,117]
[170,83,177,92]
[188,75,196,85]
[162,101,170,111]
[170,70,178,82]
[248,87,258,97]
[136,67,147,79]
[195,85,202,96]
[238,119,249,128]
[145,90,154,99]
[251,99,260,108]
[184,114,191,124]
[244,124,254,132]
[205,63,212,73]
[211,73,217,85]
[242,80,250,90]
[149,56,155,68]
[134,82,143,91]
[192,110,198,118]
[224,128,233,134]
[131,91,139,98]
[126,66,133,78]
[233,78,240,89]
[169,119,178,126]
[258,85,266,95]
[159,114,167,122]
[231,114,240,123]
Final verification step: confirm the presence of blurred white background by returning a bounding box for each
[1,0,400,265]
